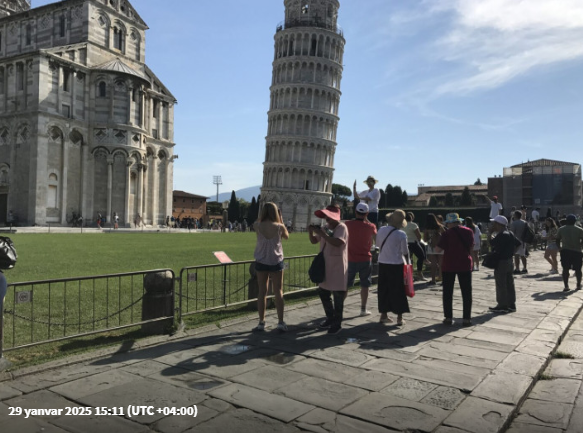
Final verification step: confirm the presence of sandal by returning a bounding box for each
[442,318,454,326]
[397,319,405,326]
[462,319,472,327]
[380,317,394,324]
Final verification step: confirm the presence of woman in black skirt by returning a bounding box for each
[376,209,410,326]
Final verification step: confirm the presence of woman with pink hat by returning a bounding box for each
[308,204,348,335]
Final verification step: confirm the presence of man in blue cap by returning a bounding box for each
[556,214,583,292]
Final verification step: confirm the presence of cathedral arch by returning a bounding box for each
[112,20,126,52]
[0,163,9,185]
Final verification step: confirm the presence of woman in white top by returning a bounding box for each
[376,210,410,326]
[253,202,289,332]
[403,212,428,281]
[464,217,482,271]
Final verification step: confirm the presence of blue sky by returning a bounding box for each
[34,0,583,199]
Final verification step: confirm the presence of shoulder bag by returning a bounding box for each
[0,236,17,269]
[308,243,326,284]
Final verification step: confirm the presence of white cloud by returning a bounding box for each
[430,0,583,96]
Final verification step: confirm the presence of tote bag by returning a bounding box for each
[308,250,326,284]
[403,261,415,298]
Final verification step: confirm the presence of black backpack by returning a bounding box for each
[0,236,17,269]
[522,224,535,244]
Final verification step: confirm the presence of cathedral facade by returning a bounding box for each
[0,0,176,227]
[260,0,345,229]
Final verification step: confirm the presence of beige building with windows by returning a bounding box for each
[0,0,176,227]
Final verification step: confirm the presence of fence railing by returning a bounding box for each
[178,255,318,321]
[1,269,175,353]
[1,255,342,359]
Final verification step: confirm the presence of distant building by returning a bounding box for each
[502,159,582,215]
[0,0,176,227]
[172,191,207,221]
[411,184,488,207]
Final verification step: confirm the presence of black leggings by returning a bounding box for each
[407,242,427,272]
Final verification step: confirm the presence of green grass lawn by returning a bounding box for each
[1,231,321,367]
[6,231,318,283]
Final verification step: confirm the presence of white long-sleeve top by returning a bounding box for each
[377,225,408,264]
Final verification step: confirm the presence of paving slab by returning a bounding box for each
[421,386,467,410]
[340,392,449,432]
[285,358,362,384]
[209,383,314,422]
[51,413,151,433]
[528,378,581,404]
[472,371,532,405]
[276,376,368,412]
[294,407,396,433]
[343,369,400,392]
[145,366,229,392]
[79,376,206,424]
[5,390,82,420]
[308,346,375,367]
[1,416,71,433]
[187,408,303,433]
[513,398,573,429]
[546,359,583,379]
[8,363,112,393]
[443,396,514,433]
[230,364,309,392]
[497,352,547,377]
[379,377,438,401]
[507,423,563,433]
[0,383,22,401]
[50,369,139,400]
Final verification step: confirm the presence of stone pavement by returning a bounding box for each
[1,253,582,433]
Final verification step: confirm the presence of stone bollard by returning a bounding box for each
[142,271,174,334]
[247,263,273,310]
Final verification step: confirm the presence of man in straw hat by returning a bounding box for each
[435,213,474,326]
[353,176,381,227]
[308,204,349,334]
[489,215,521,312]
[376,209,410,326]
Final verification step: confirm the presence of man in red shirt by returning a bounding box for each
[435,213,475,326]
[345,203,378,316]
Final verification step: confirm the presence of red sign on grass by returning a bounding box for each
[213,251,233,264]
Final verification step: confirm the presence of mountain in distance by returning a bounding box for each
[211,185,262,203]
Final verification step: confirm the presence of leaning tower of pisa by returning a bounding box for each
[260,0,345,229]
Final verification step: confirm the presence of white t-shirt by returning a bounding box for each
[377,226,408,264]
[489,202,503,219]
[531,210,539,221]
[472,226,482,251]
[358,188,380,213]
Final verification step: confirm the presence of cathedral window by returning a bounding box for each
[59,15,66,38]
[98,81,106,97]
[25,23,32,46]
[48,173,59,208]
[113,27,125,51]
[0,68,4,94]
[63,70,70,92]
[152,100,158,118]
[16,63,24,91]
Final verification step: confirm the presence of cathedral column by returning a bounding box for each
[106,156,113,223]
[127,85,133,125]
[80,143,87,219]
[137,163,145,220]
[70,69,76,118]
[60,138,69,224]
[124,159,132,225]
[151,155,159,225]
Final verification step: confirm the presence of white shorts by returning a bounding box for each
[514,243,526,257]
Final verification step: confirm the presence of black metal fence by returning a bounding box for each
[178,255,318,320]
[1,269,175,353]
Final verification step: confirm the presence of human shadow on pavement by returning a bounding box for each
[532,290,576,302]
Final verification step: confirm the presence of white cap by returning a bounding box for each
[356,202,369,213]
[490,215,508,226]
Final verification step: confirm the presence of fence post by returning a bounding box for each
[222,264,228,307]
[0,286,12,371]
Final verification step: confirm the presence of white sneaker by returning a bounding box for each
[276,322,288,332]
[360,309,372,317]
[252,322,265,332]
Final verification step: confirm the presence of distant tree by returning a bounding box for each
[248,197,259,223]
[332,183,351,203]
[379,189,386,209]
[227,190,240,221]
[474,178,483,186]
[429,196,438,207]
[445,193,454,206]
[460,187,473,206]
[207,201,223,215]
[402,191,408,206]
[238,198,249,222]
[384,184,393,207]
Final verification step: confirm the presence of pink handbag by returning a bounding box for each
[403,263,415,298]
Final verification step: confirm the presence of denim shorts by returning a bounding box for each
[255,261,284,272]
[347,260,372,288]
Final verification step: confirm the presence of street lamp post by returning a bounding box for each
[213,175,222,202]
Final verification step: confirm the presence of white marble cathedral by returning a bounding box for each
[260,0,344,229]
[0,0,176,227]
